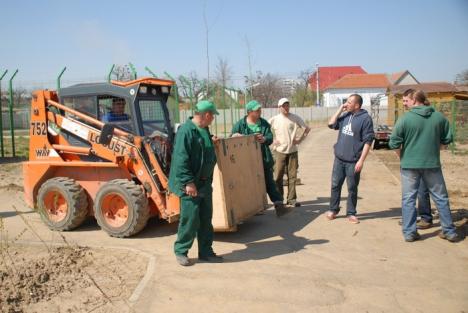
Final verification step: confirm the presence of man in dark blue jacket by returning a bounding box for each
[326,94,374,224]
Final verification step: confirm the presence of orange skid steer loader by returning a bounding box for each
[23,78,181,237]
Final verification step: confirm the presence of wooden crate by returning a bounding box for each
[212,135,267,232]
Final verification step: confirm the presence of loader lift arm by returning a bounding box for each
[23,78,180,237]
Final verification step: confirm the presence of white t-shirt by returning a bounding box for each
[268,113,308,154]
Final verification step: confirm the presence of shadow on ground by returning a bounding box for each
[214,197,333,262]
[0,210,35,218]
[357,207,402,221]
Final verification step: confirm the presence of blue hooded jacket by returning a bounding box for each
[329,109,374,162]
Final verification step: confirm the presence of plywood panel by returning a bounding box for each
[212,135,267,231]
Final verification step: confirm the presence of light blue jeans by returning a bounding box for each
[401,168,456,238]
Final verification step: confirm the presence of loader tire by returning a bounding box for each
[94,179,149,238]
[37,177,88,231]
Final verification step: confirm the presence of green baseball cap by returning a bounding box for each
[246,100,261,112]
[195,100,219,115]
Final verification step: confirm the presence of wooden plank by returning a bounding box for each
[212,135,267,231]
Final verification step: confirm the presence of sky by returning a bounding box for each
[1,0,467,89]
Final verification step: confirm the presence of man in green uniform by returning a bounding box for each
[169,100,223,266]
[231,100,291,217]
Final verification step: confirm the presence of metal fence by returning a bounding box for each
[2,100,467,158]
[434,100,468,145]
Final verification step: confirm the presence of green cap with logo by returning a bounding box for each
[246,100,261,112]
[195,100,219,115]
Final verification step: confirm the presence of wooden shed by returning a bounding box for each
[387,82,460,125]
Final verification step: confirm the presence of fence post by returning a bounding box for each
[164,72,180,124]
[107,64,115,82]
[212,84,218,136]
[180,76,194,116]
[0,69,8,157]
[145,66,157,78]
[8,69,18,157]
[57,66,67,92]
[450,100,456,154]
[128,62,137,80]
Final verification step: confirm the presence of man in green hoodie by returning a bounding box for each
[231,100,291,217]
[169,100,224,266]
[389,90,458,242]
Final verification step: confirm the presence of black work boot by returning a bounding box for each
[287,200,301,207]
[198,253,224,263]
[275,203,292,217]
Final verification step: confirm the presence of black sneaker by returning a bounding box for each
[404,232,421,242]
[198,254,224,263]
[176,254,191,266]
[275,204,292,217]
[416,219,433,229]
[438,232,460,243]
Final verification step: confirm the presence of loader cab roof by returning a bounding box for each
[58,77,175,140]
[59,77,174,100]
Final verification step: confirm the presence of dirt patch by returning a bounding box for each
[0,243,146,313]
[0,183,23,192]
[0,163,23,189]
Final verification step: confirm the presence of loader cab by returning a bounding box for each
[59,78,175,143]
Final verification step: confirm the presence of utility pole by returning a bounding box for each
[316,63,320,106]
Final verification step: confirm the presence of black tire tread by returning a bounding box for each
[95,179,149,238]
[37,177,88,231]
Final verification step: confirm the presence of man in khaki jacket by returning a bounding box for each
[269,98,310,207]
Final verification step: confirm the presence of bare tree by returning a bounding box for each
[455,69,468,85]
[244,36,253,86]
[178,72,207,104]
[112,64,133,81]
[251,71,283,107]
[203,1,210,91]
[215,57,232,87]
[14,87,29,107]
[292,69,316,107]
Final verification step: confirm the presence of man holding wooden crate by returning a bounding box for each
[169,100,224,266]
[232,100,291,217]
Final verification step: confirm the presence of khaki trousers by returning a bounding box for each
[274,151,298,204]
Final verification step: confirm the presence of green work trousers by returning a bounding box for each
[274,151,299,204]
[174,188,214,257]
[265,166,283,203]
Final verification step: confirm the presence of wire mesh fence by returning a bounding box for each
[0,92,465,158]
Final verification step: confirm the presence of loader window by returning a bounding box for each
[138,100,169,136]
[63,96,97,119]
[99,97,134,132]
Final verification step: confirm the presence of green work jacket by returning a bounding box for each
[231,116,274,169]
[168,118,217,197]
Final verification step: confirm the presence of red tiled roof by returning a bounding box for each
[388,82,458,95]
[309,66,367,91]
[326,74,391,90]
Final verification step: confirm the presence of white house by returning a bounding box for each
[322,71,419,107]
